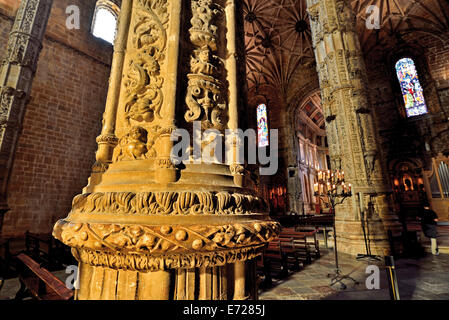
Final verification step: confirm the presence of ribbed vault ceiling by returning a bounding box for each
[244,0,314,94]
[244,0,449,95]
[352,0,449,53]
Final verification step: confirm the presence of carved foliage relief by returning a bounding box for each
[56,220,280,254]
[75,246,264,271]
[114,0,170,163]
[54,219,280,270]
[70,190,268,216]
[123,0,168,125]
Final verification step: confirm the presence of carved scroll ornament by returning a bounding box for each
[123,0,169,125]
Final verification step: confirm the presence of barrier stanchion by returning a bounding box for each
[385,256,400,300]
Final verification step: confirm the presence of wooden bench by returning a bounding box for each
[258,240,289,285]
[275,214,334,249]
[297,229,320,258]
[25,231,75,270]
[256,251,272,288]
[295,225,332,248]
[303,214,334,227]
[277,237,303,271]
[279,232,311,264]
[0,239,11,291]
[281,229,320,262]
[295,225,332,249]
[14,253,74,300]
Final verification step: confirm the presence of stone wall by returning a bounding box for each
[1,0,112,237]
[0,0,20,16]
[0,2,15,61]
[424,36,449,116]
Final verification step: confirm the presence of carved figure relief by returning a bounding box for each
[115,126,149,161]
[185,0,227,130]
[115,126,161,162]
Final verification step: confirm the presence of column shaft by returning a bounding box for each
[54,0,279,300]
[93,0,133,172]
[306,0,400,255]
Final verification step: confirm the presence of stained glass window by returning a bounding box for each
[257,104,269,147]
[395,58,428,117]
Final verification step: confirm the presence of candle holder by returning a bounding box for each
[314,170,359,290]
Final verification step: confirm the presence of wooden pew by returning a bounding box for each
[0,239,11,290]
[262,240,289,280]
[256,251,273,287]
[14,253,74,300]
[25,231,75,270]
[297,225,333,249]
[277,237,302,271]
[275,214,334,249]
[299,229,320,258]
[303,214,334,227]
[25,232,54,268]
[280,231,311,264]
[281,228,320,262]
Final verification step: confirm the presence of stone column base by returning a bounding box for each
[75,260,257,300]
[334,219,402,256]
[335,237,391,256]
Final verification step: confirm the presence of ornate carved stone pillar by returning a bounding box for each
[306,0,400,255]
[0,0,54,234]
[53,0,279,300]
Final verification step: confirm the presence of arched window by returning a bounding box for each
[257,104,269,147]
[395,58,428,118]
[92,1,119,45]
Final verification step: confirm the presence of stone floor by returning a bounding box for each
[258,249,449,300]
[411,223,449,254]
[259,225,449,300]
[0,270,69,300]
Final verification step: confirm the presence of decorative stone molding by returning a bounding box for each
[54,220,279,268]
[230,164,245,175]
[0,87,26,129]
[113,125,178,162]
[74,245,265,272]
[123,0,169,125]
[69,190,268,216]
[96,133,120,146]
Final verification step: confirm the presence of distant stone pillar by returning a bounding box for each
[54,0,279,300]
[0,0,54,234]
[287,166,302,214]
[306,0,400,255]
